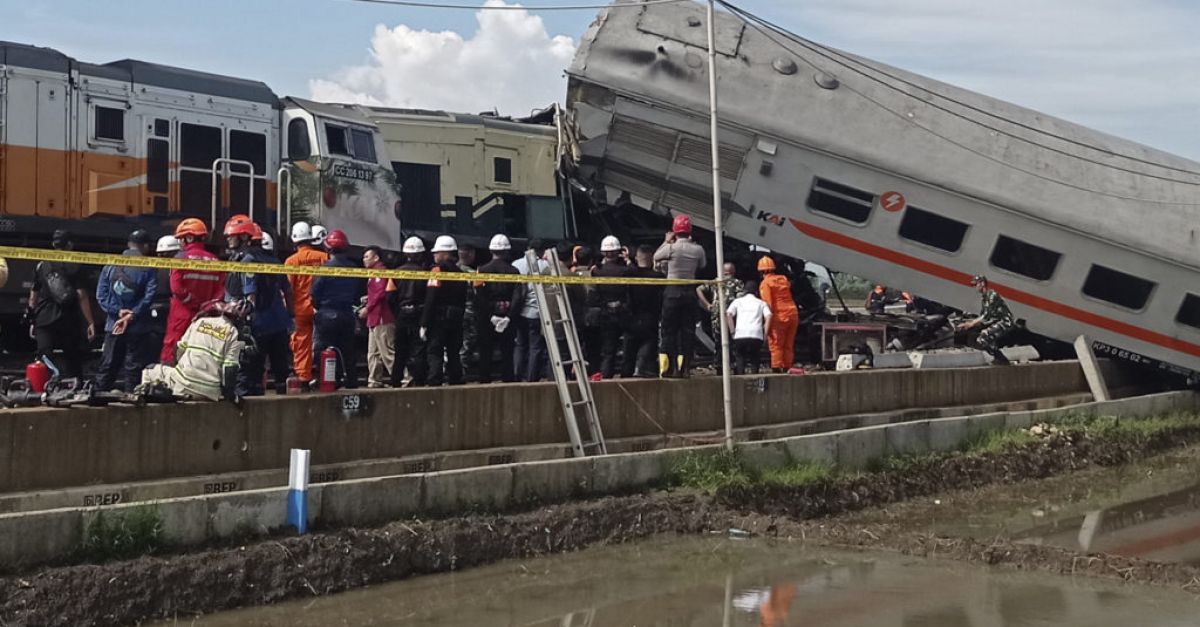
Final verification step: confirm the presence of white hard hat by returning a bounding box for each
[291,221,313,243]
[311,225,328,246]
[489,234,512,251]
[261,232,275,251]
[600,235,622,253]
[432,235,458,253]
[156,235,180,254]
[402,236,426,254]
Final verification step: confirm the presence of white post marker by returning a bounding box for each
[708,0,735,451]
[287,448,311,534]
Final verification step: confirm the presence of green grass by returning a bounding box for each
[667,412,1200,496]
[78,506,165,562]
[669,451,839,493]
[668,450,753,493]
[760,462,836,487]
[965,427,1039,454]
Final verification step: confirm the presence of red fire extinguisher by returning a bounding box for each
[26,360,51,393]
[319,347,338,393]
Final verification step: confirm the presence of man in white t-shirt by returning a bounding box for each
[726,281,772,375]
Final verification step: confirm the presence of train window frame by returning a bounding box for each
[325,123,350,157]
[91,103,126,145]
[805,177,874,226]
[350,129,377,163]
[988,235,1062,282]
[179,123,223,170]
[229,130,267,176]
[897,206,969,254]
[493,157,513,185]
[1176,294,1200,331]
[146,138,169,195]
[287,119,312,161]
[1081,264,1156,312]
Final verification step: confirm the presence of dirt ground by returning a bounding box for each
[4,427,1200,626]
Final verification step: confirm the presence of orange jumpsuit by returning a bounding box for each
[760,273,799,370]
[285,244,329,381]
[758,585,797,627]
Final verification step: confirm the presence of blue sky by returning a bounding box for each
[5,0,1198,159]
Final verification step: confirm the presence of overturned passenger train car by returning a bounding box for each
[566,1,1200,378]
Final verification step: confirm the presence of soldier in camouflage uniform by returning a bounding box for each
[957,275,1015,364]
[697,262,744,356]
[458,243,480,380]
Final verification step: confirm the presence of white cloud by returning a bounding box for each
[768,0,1200,159]
[309,0,575,116]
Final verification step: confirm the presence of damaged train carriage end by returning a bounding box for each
[565,1,1200,381]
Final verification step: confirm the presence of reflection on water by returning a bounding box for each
[843,446,1200,568]
[1014,484,1200,564]
[173,536,1199,627]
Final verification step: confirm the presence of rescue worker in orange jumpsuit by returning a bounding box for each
[162,218,223,364]
[284,221,329,383]
[758,255,799,372]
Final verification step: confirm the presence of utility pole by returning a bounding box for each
[707,0,735,452]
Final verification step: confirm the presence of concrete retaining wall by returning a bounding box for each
[2,389,1193,569]
[0,362,1090,493]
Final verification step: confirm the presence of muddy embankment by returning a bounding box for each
[5,423,1200,626]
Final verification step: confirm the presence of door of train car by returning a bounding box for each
[175,114,274,230]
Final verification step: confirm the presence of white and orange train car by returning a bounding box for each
[567,1,1200,380]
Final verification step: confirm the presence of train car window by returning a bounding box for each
[1176,294,1200,330]
[350,129,376,163]
[898,207,967,252]
[94,106,125,142]
[807,178,874,224]
[147,139,169,194]
[990,235,1060,281]
[181,123,222,169]
[287,119,312,161]
[494,157,513,184]
[325,124,349,156]
[1082,265,1155,310]
[153,119,170,138]
[230,131,267,176]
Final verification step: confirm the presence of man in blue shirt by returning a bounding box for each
[223,215,293,396]
[95,229,158,391]
[311,229,365,389]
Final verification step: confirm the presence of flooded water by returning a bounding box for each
[847,445,1200,565]
[171,535,1198,626]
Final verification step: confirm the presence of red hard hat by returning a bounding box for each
[250,223,264,241]
[223,214,256,237]
[672,214,692,235]
[325,229,349,251]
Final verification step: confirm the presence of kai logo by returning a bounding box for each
[756,210,787,227]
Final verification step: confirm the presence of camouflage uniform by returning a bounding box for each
[706,277,744,338]
[975,288,1015,352]
[459,261,480,379]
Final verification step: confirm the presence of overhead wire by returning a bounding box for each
[716,0,1200,199]
[347,0,688,10]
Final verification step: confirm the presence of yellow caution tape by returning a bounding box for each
[0,245,713,286]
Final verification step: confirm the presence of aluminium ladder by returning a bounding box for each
[525,248,607,457]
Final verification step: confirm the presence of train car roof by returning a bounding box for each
[0,40,278,106]
[362,105,558,137]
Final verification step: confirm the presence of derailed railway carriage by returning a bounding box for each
[565,1,1200,379]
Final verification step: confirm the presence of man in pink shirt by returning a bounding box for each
[362,246,396,387]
